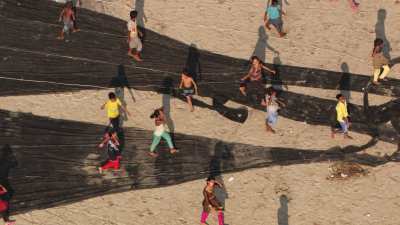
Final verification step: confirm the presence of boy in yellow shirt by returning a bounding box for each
[101,92,131,131]
[332,94,353,139]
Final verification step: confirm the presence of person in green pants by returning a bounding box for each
[149,108,178,157]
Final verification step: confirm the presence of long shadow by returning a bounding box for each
[0,108,396,214]
[375,9,391,60]
[185,44,202,81]
[338,62,351,102]
[277,195,289,225]
[1,0,399,142]
[135,0,147,43]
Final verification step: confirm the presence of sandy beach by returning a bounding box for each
[5,0,400,224]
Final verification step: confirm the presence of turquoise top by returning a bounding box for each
[266,5,281,20]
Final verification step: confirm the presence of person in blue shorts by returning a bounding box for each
[261,87,286,133]
[264,0,286,37]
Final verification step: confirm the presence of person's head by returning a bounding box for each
[266,87,277,97]
[150,109,161,119]
[206,176,216,187]
[108,92,117,101]
[336,93,345,102]
[182,68,191,78]
[250,56,262,67]
[130,10,138,20]
[271,0,278,5]
[372,38,384,55]
[65,1,72,8]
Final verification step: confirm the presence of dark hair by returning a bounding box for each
[206,176,215,182]
[150,109,160,119]
[271,0,278,5]
[182,68,190,76]
[266,87,276,96]
[108,92,116,99]
[65,1,72,7]
[372,38,384,56]
[250,55,261,63]
[336,94,343,100]
[130,10,138,19]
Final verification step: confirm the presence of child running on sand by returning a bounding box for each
[240,56,276,96]
[149,108,177,157]
[332,94,353,139]
[0,185,15,225]
[261,87,285,133]
[101,92,131,132]
[264,0,286,37]
[127,10,144,61]
[98,129,121,174]
[200,176,225,225]
[371,38,391,85]
[57,1,78,40]
[330,0,359,12]
[179,69,198,112]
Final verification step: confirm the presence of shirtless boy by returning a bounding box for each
[57,2,77,40]
[179,69,198,112]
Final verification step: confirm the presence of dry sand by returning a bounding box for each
[8,0,400,224]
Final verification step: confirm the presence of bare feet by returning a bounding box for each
[344,134,353,139]
[132,54,143,62]
[98,167,103,174]
[72,28,80,33]
[57,36,64,40]
[279,32,287,37]
[372,81,380,85]
[170,149,179,154]
[149,152,159,158]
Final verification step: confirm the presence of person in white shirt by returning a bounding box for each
[127,10,143,61]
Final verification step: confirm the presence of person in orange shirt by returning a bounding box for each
[101,92,131,131]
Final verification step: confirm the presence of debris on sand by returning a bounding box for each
[328,161,368,179]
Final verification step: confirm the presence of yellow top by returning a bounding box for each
[106,99,122,118]
[336,101,348,122]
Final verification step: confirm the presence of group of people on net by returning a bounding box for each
[41,0,396,224]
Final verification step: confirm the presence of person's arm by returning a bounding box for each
[100,102,106,110]
[264,11,268,22]
[127,22,132,43]
[77,0,81,6]
[261,97,267,106]
[112,134,120,146]
[58,9,65,22]
[262,65,276,75]
[179,76,184,88]
[0,184,6,192]
[241,70,251,81]
[98,135,110,148]
[71,10,76,21]
[192,79,199,95]
[277,99,286,107]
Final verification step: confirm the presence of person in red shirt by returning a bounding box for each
[0,185,15,225]
[57,1,78,40]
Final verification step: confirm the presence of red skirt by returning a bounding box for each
[0,200,8,212]
[101,157,121,170]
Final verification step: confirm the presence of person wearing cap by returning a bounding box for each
[200,176,225,225]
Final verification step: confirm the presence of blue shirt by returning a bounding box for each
[267,5,281,20]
